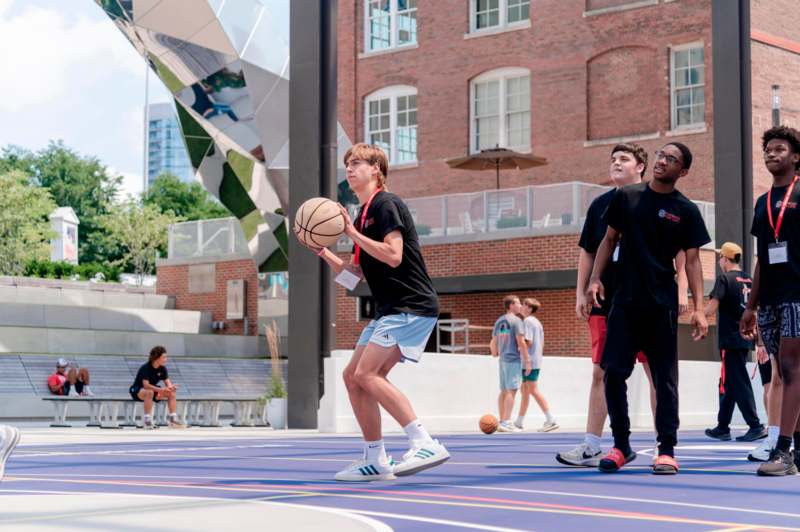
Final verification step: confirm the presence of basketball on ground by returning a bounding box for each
[294,197,346,248]
[479,413,498,434]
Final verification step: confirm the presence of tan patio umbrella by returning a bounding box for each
[445,146,548,189]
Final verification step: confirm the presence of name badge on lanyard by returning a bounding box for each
[766,176,798,265]
[612,243,620,263]
[769,242,788,264]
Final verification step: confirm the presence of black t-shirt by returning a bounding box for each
[709,270,755,350]
[751,182,800,305]
[354,191,439,318]
[133,362,168,390]
[579,189,618,316]
[604,182,711,310]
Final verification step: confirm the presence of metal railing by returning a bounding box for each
[339,182,715,248]
[168,217,249,260]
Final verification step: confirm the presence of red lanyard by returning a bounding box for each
[767,175,798,241]
[353,188,381,266]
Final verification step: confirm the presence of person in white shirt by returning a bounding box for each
[516,298,558,432]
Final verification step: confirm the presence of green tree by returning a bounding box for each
[0,141,122,263]
[99,201,182,278]
[0,171,57,275]
[143,172,230,220]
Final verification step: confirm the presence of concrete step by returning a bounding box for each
[0,278,172,309]
[0,301,211,334]
[0,326,266,358]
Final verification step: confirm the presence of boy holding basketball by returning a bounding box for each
[302,143,448,482]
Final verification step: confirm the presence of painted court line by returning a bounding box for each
[0,489,392,532]
[6,476,798,530]
[417,483,800,520]
[342,508,530,532]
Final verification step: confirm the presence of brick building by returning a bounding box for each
[332,0,800,357]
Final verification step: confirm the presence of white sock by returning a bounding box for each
[544,411,555,423]
[515,415,525,426]
[169,412,178,421]
[769,425,779,445]
[404,420,434,446]
[144,414,152,422]
[584,433,602,450]
[364,440,387,463]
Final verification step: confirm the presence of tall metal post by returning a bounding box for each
[288,0,338,428]
[712,0,753,272]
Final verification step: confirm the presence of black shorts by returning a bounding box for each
[63,381,84,396]
[601,304,678,373]
[759,359,773,386]
[129,386,160,403]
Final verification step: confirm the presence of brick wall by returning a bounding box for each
[334,237,717,354]
[157,258,259,336]
[338,0,715,202]
[750,2,800,198]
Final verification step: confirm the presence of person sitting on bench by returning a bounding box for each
[48,358,93,397]
[129,346,186,429]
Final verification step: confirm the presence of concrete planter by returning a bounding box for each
[267,398,287,429]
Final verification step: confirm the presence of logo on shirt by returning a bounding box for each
[363,218,375,229]
[658,209,681,223]
[775,201,798,209]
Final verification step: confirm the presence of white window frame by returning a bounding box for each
[364,85,418,164]
[469,0,530,33]
[670,42,706,130]
[363,0,418,53]
[469,67,531,153]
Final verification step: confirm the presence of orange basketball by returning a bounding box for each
[294,197,346,248]
[479,413,498,434]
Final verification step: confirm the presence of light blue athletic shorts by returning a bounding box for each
[356,313,437,363]
[499,359,522,390]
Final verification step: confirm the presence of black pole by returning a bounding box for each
[288,0,337,428]
[712,0,753,273]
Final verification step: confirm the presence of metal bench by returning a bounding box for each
[41,394,265,428]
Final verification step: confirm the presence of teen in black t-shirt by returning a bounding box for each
[703,242,763,442]
[741,126,800,476]
[586,142,710,475]
[307,144,447,482]
[560,143,667,467]
[129,346,186,429]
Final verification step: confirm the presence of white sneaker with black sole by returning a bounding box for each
[0,425,21,481]
[394,440,450,477]
[748,438,774,462]
[556,442,602,467]
[335,457,396,482]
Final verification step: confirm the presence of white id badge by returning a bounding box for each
[768,241,788,264]
[335,269,361,290]
[612,243,620,263]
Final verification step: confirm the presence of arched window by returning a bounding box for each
[470,67,530,153]
[364,85,418,164]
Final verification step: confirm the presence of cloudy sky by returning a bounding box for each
[0,0,172,198]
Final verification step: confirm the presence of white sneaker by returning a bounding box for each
[538,420,559,432]
[556,442,602,467]
[68,388,79,398]
[81,386,95,397]
[141,419,157,430]
[497,421,521,433]
[748,438,774,462]
[335,457,395,482]
[513,420,524,430]
[394,440,450,477]
[0,425,21,481]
